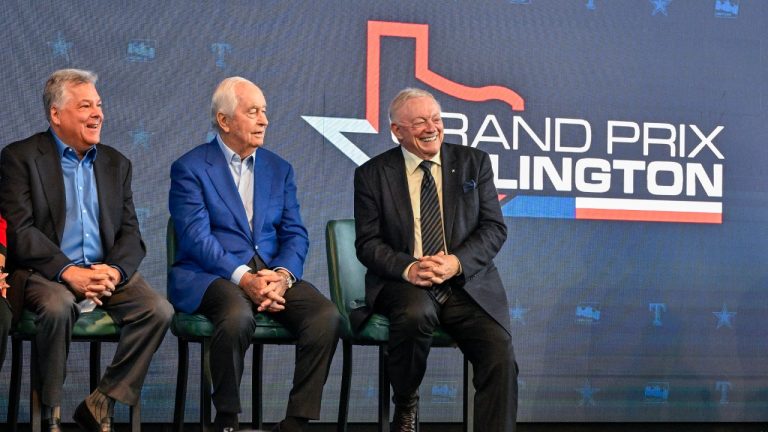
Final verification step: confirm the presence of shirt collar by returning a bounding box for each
[50,128,97,161]
[216,134,254,164]
[401,146,441,176]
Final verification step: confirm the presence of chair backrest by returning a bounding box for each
[166,218,177,274]
[325,219,367,337]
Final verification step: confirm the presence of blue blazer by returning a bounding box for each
[168,139,308,313]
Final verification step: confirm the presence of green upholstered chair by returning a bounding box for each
[8,308,141,432]
[166,218,297,432]
[325,219,473,432]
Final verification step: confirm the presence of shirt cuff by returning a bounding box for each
[109,265,127,284]
[272,267,296,284]
[57,263,76,282]
[452,254,463,276]
[402,261,417,281]
[232,265,251,285]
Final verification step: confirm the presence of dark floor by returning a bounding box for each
[9,423,768,432]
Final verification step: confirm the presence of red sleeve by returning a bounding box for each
[0,214,7,250]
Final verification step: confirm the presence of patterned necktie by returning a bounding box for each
[418,160,451,304]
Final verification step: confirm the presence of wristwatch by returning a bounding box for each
[279,271,294,289]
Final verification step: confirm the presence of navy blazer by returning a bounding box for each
[353,143,511,334]
[168,139,308,313]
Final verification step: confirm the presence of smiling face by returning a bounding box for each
[390,95,443,160]
[49,82,103,156]
[217,81,268,158]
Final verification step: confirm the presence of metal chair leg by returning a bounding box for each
[89,341,101,391]
[174,338,190,432]
[252,344,264,430]
[378,345,390,432]
[30,341,41,432]
[201,338,212,432]
[337,341,352,432]
[8,337,22,432]
[463,358,474,432]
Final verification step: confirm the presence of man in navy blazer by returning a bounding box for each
[354,88,518,432]
[169,77,340,432]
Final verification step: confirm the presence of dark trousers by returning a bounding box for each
[374,282,517,432]
[24,272,173,406]
[197,269,340,419]
[0,297,11,371]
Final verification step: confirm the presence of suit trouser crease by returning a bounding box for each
[374,282,517,432]
[25,272,173,406]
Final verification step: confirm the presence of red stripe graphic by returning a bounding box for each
[576,208,722,224]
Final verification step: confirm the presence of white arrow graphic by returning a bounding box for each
[302,116,378,167]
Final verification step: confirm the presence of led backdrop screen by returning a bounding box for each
[1,0,766,423]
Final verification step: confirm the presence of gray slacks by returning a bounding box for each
[24,271,173,406]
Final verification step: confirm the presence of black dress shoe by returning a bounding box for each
[73,400,114,432]
[43,417,62,432]
[214,411,239,431]
[391,404,417,432]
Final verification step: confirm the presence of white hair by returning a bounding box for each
[43,69,98,121]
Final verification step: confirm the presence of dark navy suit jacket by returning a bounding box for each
[353,143,511,334]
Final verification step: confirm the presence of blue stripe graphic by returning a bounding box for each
[501,196,575,219]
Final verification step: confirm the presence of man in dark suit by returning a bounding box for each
[0,69,173,432]
[354,88,518,432]
[168,77,340,432]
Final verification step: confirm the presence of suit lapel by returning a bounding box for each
[34,133,66,242]
[204,140,251,236]
[440,145,460,249]
[251,150,271,242]
[385,149,414,253]
[94,146,118,242]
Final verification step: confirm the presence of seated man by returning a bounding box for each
[168,76,340,432]
[353,88,518,432]
[0,69,173,432]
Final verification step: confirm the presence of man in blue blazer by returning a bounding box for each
[168,77,340,432]
[354,88,518,432]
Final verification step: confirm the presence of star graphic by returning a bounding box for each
[130,123,153,149]
[712,303,736,329]
[48,32,73,62]
[576,380,599,406]
[650,0,671,16]
[510,298,529,324]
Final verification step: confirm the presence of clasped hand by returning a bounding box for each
[407,251,460,287]
[240,269,288,313]
[0,270,8,298]
[61,264,122,305]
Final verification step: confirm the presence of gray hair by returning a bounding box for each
[388,87,441,124]
[43,69,98,121]
[211,76,253,130]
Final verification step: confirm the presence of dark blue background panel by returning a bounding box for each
[0,0,765,423]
